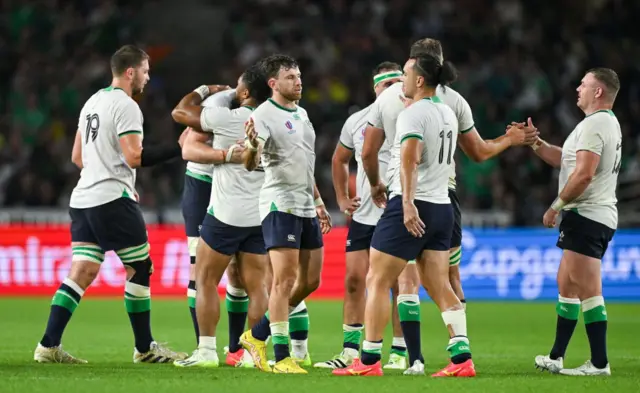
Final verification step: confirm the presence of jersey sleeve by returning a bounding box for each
[576,118,606,155]
[455,94,475,134]
[200,107,233,132]
[338,116,355,150]
[202,89,236,108]
[396,108,425,144]
[366,98,383,129]
[114,99,144,137]
[250,112,271,145]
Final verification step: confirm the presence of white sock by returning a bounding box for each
[441,309,468,337]
[198,336,216,350]
[392,336,406,349]
[291,339,308,358]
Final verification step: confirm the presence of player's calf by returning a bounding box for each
[186,236,199,343]
[37,246,103,361]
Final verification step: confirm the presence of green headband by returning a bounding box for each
[373,71,403,86]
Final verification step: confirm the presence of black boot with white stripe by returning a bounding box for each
[313,348,358,369]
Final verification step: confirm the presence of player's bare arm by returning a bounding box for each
[331,143,361,215]
[399,138,425,238]
[120,133,143,168]
[182,127,245,164]
[543,150,600,228]
[171,84,231,130]
[242,118,262,171]
[314,182,332,234]
[361,124,387,208]
[524,118,563,168]
[458,120,538,162]
[71,129,83,169]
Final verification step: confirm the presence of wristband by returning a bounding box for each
[314,197,324,207]
[244,139,258,152]
[551,197,566,212]
[226,145,236,163]
[531,138,544,151]
[193,85,210,100]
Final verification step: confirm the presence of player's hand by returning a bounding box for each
[506,118,538,146]
[178,127,190,148]
[316,205,332,234]
[338,196,361,216]
[370,182,388,209]
[207,85,231,95]
[227,144,246,164]
[245,118,259,149]
[543,207,559,228]
[399,95,413,108]
[403,200,425,238]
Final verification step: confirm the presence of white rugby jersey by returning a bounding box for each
[560,110,621,229]
[339,105,391,226]
[70,86,143,208]
[185,89,237,181]
[367,82,474,190]
[201,104,263,227]
[252,98,317,220]
[388,97,459,204]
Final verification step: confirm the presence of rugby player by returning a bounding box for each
[34,45,187,364]
[174,84,245,346]
[361,38,537,374]
[241,54,332,374]
[335,54,472,377]
[315,62,409,370]
[170,63,271,368]
[532,68,620,376]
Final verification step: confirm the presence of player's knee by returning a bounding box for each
[305,274,321,293]
[126,258,153,286]
[398,274,419,294]
[345,271,365,295]
[272,273,296,295]
[69,261,101,287]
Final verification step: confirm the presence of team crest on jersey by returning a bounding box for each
[293,113,301,120]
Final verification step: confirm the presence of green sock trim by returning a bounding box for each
[51,290,79,313]
[289,311,309,332]
[447,340,471,357]
[188,296,196,308]
[398,301,421,322]
[584,305,608,324]
[125,295,151,313]
[343,329,362,345]
[390,348,407,356]
[556,301,580,320]
[272,334,289,345]
[363,347,382,355]
[226,295,249,313]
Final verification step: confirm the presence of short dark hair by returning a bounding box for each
[410,38,444,63]
[110,45,149,76]
[412,55,457,88]
[372,61,402,77]
[260,54,299,80]
[242,63,270,103]
[587,67,620,101]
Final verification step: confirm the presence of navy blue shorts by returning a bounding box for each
[262,211,323,250]
[371,196,453,261]
[449,189,462,249]
[346,219,375,252]
[181,174,212,237]
[200,214,266,256]
[70,197,148,252]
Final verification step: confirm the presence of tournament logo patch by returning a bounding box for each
[285,120,296,134]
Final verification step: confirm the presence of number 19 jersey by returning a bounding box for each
[70,87,144,209]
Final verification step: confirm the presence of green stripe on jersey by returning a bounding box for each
[339,141,354,150]
[119,130,142,137]
[400,134,423,143]
[460,125,474,134]
[185,169,212,183]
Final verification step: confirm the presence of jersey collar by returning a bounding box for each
[268,98,298,113]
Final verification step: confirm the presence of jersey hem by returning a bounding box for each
[460,125,474,134]
[400,134,423,143]
[339,141,354,150]
[185,169,213,183]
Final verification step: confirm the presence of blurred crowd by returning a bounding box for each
[1,0,639,226]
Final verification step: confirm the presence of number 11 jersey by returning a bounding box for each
[70,86,144,209]
[387,97,459,204]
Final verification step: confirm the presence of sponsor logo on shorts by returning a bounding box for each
[287,234,296,242]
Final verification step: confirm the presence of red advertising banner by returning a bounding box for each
[0,225,348,298]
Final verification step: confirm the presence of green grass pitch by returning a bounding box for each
[1,298,639,392]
